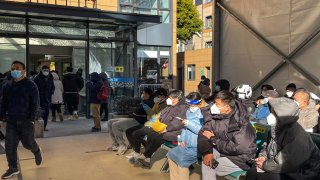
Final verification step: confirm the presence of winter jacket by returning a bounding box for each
[51,73,64,104]
[62,72,84,93]
[87,72,103,104]
[0,78,40,122]
[239,98,256,116]
[129,99,155,124]
[181,108,203,148]
[259,98,320,179]
[144,100,168,126]
[297,100,319,130]
[159,101,188,141]
[198,100,257,170]
[33,72,55,107]
[251,103,270,121]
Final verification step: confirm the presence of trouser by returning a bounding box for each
[109,118,140,146]
[202,148,242,180]
[5,121,40,169]
[131,126,153,153]
[100,102,109,120]
[64,93,78,115]
[168,159,190,180]
[41,106,50,128]
[51,104,62,117]
[143,129,165,158]
[90,103,101,128]
[126,125,144,149]
[245,165,293,180]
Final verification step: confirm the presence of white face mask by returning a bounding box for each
[294,100,300,108]
[215,85,221,92]
[154,97,160,104]
[262,98,269,104]
[267,113,277,125]
[189,107,199,113]
[286,91,294,98]
[42,71,49,76]
[166,98,173,106]
[238,93,246,99]
[210,104,221,114]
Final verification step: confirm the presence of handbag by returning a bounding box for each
[151,119,167,133]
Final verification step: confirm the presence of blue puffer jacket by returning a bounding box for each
[87,72,103,104]
[180,108,203,148]
[251,103,270,120]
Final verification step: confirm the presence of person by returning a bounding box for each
[167,92,204,180]
[0,61,42,179]
[284,83,296,99]
[235,84,255,115]
[107,88,155,154]
[246,97,320,180]
[198,90,256,180]
[62,67,84,120]
[198,78,211,100]
[260,84,274,93]
[132,90,188,169]
[87,72,103,132]
[125,88,168,158]
[51,72,64,122]
[293,88,319,132]
[29,70,37,80]
[99,72,111,121]
[33,65,55,131]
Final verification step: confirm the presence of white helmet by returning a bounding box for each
[236,84,252,99]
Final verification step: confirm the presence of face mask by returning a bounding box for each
[154,97,160,104]
[286,91,294,98]
[210,104,221,114]
[267,113,277,125]
[166,98,173,106]
[189,107,199,113]
[262,98,269,104]
[42,70,49,76]
[238,93,246,99]
[294,100,300,108]
[11,70,22,79]
[215,85,221,92]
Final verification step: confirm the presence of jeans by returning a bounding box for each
[131,126,153,153]
[126,125,144,149]
[64,93,78,115]
[51,104,62,117]
[41,106,50,128]
[5,120,39,169]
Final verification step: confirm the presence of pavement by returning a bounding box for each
[0,116,203,180]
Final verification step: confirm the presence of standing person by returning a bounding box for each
[235,84,255,115]
[87,72,103,132]
[34,65,55,131]
[0,61,42,179]
[51,72,64,122]
[198,90,256,180]
[167,92,204,180]
[62,67,84,120]
[99,72,110,121]
[198,77,211,100]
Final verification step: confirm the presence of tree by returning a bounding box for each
[177,0,203,42]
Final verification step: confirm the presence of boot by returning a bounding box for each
[51,116,56,122]
[58,113,64,122]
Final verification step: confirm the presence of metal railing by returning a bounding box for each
[138,84,169,96]
[25,0,98,8]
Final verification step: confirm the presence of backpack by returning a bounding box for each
[97,82,110,101]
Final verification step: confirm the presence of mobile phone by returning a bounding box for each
[175,117,183,120]
[211,159,219,169]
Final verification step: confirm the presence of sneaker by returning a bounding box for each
[136,158,151,169]
[1,168,20,179]
[126,151,140,159]
[91,127,101,132]
[116,144,128,155]
[107,144,119,151]
[68,115,75,120]
[34,148,43,166]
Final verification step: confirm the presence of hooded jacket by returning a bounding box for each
[297,99,319,130]
[198,100,257,170]
[51,72,64,104]
[87,72,103,104]
[62,72,84,93]
[33,72,55,107]
[260,98,320,179]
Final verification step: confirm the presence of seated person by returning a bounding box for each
[167,92,204,180]
[246,97,320,180]
[106,88,156,154]
[198,91,256,180]
[293,88,319,132]
[129,90,188,169]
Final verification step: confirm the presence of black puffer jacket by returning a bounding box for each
[129,99,154,124]
[160,100,188,141]
[260,98,320,179]
[33,72,55,107]
[62,72,84,93]
[198,100,257,170]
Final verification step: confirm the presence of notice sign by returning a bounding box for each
[115,66,124,72]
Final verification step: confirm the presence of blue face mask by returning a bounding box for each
[11,70,23,79]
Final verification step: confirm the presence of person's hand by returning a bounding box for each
[255,157,266,169]
[180,141,186,147]
[181,119,188,126]
[202,130,215,139]
[203,153,214,167]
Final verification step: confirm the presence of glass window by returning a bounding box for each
[134,8,158,15]
[0,38,26,74]
[120,6,133,13]
[0,16,25,33]
[160,10,170,23]
[138,46,158,84]
[160,0,169,9]
[195,0,203,6]
[120,0,133,4]
[205,0,213,3]
[205,16,212,29]
[134,0,157,8]
[187,64,196,81]
[205,41,212,48]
